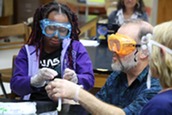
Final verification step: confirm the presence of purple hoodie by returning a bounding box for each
[10,39,94,100]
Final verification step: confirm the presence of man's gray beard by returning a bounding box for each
[111,56,138,72]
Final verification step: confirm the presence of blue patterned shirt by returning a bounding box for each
[96,66,162,115]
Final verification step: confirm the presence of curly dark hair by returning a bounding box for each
[27,1,80,69]
[117,0,146,13]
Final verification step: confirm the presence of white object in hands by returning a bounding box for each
[63,68,78,83]
[31,68,58,87]
[57,85,82,112]
[57,98,62,111]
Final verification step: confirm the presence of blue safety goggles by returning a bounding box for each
[40,19,72,39]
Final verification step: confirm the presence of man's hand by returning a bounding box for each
[45,78,81,101]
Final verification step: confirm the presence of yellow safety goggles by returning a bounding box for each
[108,33,140,56]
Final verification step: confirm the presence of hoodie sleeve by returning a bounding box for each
[10,46,33,96]
[73,41,95,90]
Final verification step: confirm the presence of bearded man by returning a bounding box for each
[95,19,161,115]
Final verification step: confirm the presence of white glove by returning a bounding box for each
[63,68,78,83]
[31,68,58,87]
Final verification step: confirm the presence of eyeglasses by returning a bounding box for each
[108,33,140,56]
[40,19,72,39]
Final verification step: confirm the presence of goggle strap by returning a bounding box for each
[135,44,141,47]
[150,40,172,55]
[134,48,138,55]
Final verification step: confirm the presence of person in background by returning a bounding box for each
[108,0,148,28]
[140,21,172,115]
[10,1,94,101]
[45,19,161,115]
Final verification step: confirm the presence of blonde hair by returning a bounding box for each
[150,20,172,88]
